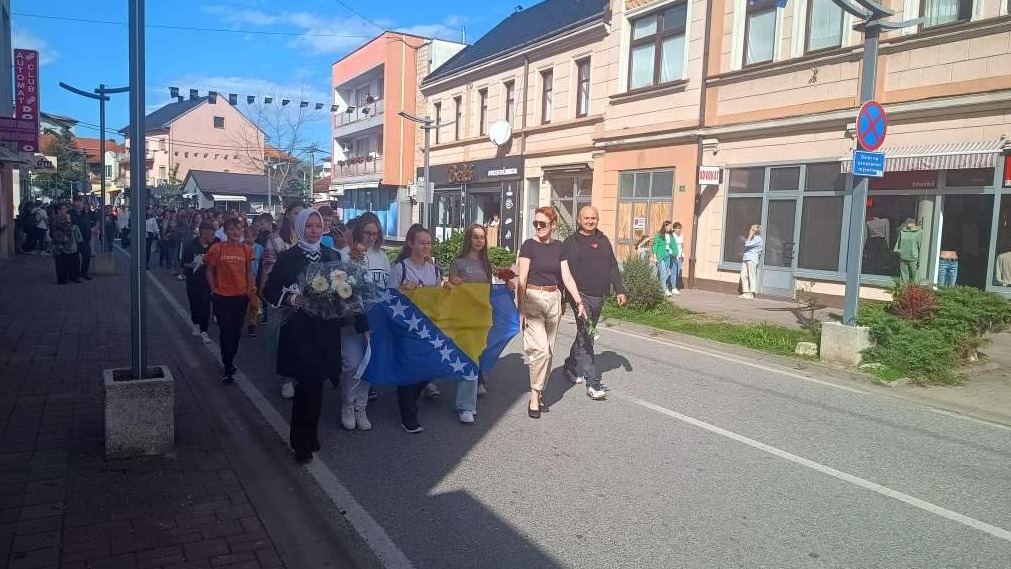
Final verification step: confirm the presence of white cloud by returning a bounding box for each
[11,28,59,65]
[199,5,465,54]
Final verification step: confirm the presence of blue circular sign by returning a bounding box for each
[856,101,887,152]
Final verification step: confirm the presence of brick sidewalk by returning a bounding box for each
[0,255,285,569]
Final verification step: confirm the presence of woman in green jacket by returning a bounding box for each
[651,221,678,296]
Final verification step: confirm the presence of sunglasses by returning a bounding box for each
[532,221,549,229]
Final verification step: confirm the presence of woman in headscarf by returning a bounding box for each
[263,209,370,462]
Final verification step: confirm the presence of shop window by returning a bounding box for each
[769,166,800,191]
[806,0,844,53]
[628,2,687,90]
[940,194,993,289]
[862,195,926,278]
[946,168,994,187]
[994,196,1011,287]
[728,167,764,193]
[921,0,973,28]
[798,196,844,271]
[805,163,847,191]
[723,197,763,263]
[744,0,778,66]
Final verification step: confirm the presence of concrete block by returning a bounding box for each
[104,365,174,460]
[794,342,818,357]
[819,322,871,367]
[92,252,118,275]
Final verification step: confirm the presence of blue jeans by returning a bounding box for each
[672,257,683,290]
[657,256,675,292]
[938,258,959,287]
[456,377,479,413]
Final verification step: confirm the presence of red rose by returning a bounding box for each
[591,242,599,249]
[496,268,517,282]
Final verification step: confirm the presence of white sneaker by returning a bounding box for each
[422,382,440,398]
[341,405,356,430]
[671,288,680,295]
[200,331,213,344]
[176,274,185,281]
[458,411,475,424]
[477,383,488,397]
[738,293,750,299]
[664,290,672,297]
[586,386,607,400]
[280,382,295,399]
[355,408,372,431]
[191,324,201,337]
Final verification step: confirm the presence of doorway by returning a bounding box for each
[760,198,799,298]
[938,194,994,289]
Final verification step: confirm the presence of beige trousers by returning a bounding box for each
[740,260,758,294]
[522,289,562,392]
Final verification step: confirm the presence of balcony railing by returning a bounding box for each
[335,99,384,137]
[332,156,384,186]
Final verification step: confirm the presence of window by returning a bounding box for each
[575,59,591,117]
[798,196,844,271]
[541,70,553,124]
[434,102,442,144]
[806,0,844,53]
[994,195,1011,287]
[105,164,113,179]
[769,167,800,191]
[213,116,224,129]
[184,152,189,158]
[158,166,166,179]
[628,3,687,90]
[617,170,675,199]
[723,198,764,263]
[551,176,592,236]
[921,0,973,28]
[805,163,847,192]
[478,89,488,136]
[728,167,764,193]
[744,0,778,66]
[504,81,516,125]
[454,96,463,141]
[159,139,166,151]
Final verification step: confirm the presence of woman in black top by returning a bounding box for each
[263,209,370,462]
[516,206,584,418]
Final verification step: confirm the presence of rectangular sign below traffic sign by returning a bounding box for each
[853,150,885,178]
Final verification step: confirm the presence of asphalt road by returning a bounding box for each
[147,265,1011,569]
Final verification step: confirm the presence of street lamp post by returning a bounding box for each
[398,111,435,225]
[128,0,148,379]
[830,0,921,325]
[58,82,129,254]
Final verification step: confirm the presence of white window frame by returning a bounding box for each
[620,0,692,92]
[791,0,853,57]
[732,0,785,70]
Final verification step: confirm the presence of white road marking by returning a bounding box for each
[141,258,415,569]
[620,393,1011,544]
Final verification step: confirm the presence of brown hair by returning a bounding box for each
[534,206,558,224]
[352,212,384,250]
[457,224,492,280]
[396,223,429,263]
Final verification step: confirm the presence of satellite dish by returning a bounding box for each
[488,120,512,147]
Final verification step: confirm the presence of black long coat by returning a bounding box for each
[262,246,368,379]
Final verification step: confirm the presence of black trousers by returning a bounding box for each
[290,378,324,454]
[78,240,92,277]
[397,382,428,428]
[212,294,248,371]
[564,294,605,387]
[54,252,80,283]
[145,235,156,267]
[187,281,212,332]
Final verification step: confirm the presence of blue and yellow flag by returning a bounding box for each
[363,283,520,385]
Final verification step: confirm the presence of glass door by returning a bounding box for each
[760,198,799,298]
[432,188,462,242]
[938,194,994,289]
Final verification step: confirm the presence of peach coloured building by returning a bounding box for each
[417,0,1011,301]
[329,32,465,240]
[120,97,264,191]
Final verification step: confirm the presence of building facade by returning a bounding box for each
[329,32,465,240]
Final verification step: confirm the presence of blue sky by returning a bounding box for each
[11,0,521,157]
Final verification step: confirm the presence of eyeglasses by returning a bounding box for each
[532,221,549,229]
[362,230,380,237]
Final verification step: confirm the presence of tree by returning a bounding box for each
[232,87,326,207]
[32,128,86,200]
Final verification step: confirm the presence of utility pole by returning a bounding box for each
[831,0,921,325]
[397,111,435,227]
[128,0,148,379]
[58,82,129,253]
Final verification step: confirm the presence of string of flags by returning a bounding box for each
[167,87,339,113]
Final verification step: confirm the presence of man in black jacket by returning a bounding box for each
[70,196,95,279]
[561,206,627,400]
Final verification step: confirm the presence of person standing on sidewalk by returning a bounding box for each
[263,209,368,462]
[739,224,763,299]
[651,221,676,296]
[336,212,390,431]
[205,218,254,383]
[517,206,585,418]
[145,209,161,270]
[260,204,303,399]
[51,204,82,284]
[561,206,627,401]
[183,221,217,344]
[69,197,95,280]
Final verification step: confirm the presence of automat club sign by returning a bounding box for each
[11,49,41,152]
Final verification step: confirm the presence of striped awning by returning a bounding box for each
[210,194,247,202]
[841,140,1005,173]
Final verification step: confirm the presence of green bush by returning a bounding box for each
[619,254,665,311]
[487,247,517,271]
[857,303,959,384]
[383,231,517,274]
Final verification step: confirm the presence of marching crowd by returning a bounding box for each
[22,196,629,463]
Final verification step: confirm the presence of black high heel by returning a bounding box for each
[528,406,541,419]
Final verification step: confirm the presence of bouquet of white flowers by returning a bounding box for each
[300,260,378,320]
